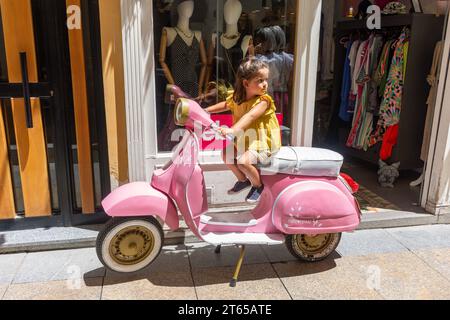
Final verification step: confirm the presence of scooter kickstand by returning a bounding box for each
[214,245,221,254]
[230,245,246,287]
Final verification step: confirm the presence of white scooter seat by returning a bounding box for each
[260,146,344,177]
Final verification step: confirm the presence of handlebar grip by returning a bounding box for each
[209,124,234,141]
[225,134,235,141]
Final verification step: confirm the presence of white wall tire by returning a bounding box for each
[96,217,164,273]
[286,233,341,262]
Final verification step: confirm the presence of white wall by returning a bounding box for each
[423,9,450,215]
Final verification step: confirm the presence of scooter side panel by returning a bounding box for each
[272,179,360,234]
[101,182,179,231]
[186,165,209,219]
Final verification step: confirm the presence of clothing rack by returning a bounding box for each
[328,14,445,170]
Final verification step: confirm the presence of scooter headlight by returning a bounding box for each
[174,98,190,126]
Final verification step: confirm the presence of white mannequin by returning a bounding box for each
[205,0,254,88]
[211,0,252,55]
[164,0,201,47]
[159,0,207,95]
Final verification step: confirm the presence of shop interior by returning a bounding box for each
[153,0,297,154]
[314,0,449,213]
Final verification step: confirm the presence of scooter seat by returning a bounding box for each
[259,146,344,177]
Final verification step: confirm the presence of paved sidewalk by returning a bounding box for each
[1,224,450,300]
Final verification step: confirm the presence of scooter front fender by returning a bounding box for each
[101,182,179,231]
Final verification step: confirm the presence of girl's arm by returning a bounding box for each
[232,101,268,132]
[204,101,229,114]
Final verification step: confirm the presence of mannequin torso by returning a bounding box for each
[212,32,252,57]
[158,0,207,97]
[205,0,254,88]
[164,26,202,47]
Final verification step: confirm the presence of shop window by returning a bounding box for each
[153,0,297,152]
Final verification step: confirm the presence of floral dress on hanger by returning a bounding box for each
[369,29,409,148]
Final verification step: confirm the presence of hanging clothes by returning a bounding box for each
[339,40,353,122]
[367,35,384,114]
[375,39,395,99]
[369,29,409,155]
[357,35,384,150]
[347,40,361,114]
[346,37,371,148]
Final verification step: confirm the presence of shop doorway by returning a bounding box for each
[313,0,448,214]
[0,0,110,227]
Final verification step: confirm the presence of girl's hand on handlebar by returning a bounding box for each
[218,127,234,136]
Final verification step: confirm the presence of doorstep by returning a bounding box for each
[0,207,447,254]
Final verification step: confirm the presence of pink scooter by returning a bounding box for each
[96,85,361,286]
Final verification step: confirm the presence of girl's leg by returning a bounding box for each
[222,145,247,182]
[237,151,262,188]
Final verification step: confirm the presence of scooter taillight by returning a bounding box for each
[340,173,359,193]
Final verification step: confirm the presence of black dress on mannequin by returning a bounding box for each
[214,32,246,85]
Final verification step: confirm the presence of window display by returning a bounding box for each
[153,0,297,152]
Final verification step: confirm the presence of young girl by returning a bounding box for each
[205,57,281,203]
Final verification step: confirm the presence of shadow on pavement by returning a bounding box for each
[83,246,341,287]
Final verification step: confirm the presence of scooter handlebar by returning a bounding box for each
[210,123,234,142]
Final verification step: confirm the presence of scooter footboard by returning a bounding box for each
[272,180,360,234]
[101,182,179,231]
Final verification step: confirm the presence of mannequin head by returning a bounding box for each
[224,0,242,25]
[177,0,194,19]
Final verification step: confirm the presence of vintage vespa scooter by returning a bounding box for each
[96,85,361,286]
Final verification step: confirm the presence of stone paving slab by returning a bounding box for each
[0,284,8,299]
[386,224,450,250]
[273,255,383,300]
[2,277,103,300]
[12,248,105,284]
[0,253,26,284]
[412,248,450,282]
[192,263,291,300]
[186,243,269,269]
[102,271,196,300]
[438,214,450,224]
[349,251,450,300]
[336,229,408,257]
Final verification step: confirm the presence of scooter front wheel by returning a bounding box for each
[286,233,341,262]
[96,217,164,273]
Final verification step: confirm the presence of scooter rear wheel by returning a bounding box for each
[96,217,164,273]
[286,233,341,262]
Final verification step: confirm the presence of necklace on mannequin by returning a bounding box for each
[175,26,194,38]
[222,32,240,40]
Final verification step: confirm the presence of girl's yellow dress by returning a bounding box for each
[226,93,281,154]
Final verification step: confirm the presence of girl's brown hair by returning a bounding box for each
[233,57,269,104]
